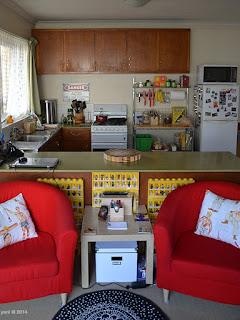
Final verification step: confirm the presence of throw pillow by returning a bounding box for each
[0,193,38,249]
[195,189,240,249]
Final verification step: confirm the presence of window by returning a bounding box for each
[0,30,30,123]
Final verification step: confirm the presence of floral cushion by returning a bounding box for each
[0,193,38,249]
[195,190,240,249]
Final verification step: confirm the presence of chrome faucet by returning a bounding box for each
[10,127,21,140]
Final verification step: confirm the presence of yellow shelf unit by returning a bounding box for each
[37,177,84,255]
[148,177,195,222]
[92,172,139,212]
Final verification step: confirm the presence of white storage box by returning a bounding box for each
[95,241,137,283]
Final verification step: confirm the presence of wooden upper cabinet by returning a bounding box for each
[64,30,95,72]
[95,30,127,73]
[126,30,159,73]
[158,29,190,73]
[32,30,64,74]
[32,28,190,74]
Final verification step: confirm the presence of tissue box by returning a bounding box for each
[172,107,186,124]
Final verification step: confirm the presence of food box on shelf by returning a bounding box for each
[172,107,186,124]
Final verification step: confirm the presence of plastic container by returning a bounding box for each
[136,134,152,151]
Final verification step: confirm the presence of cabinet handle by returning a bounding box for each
[159,60,162,64]
[128,58,131,61]
[66,58,70,67]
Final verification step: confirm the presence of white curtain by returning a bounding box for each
[28,37,41,115]
[0,30,30,121]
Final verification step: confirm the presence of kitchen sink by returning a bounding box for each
[16,135,48,142]
[11,134,49,151]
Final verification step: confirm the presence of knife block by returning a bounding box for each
[75,111,85,124]
[150,116,159,126]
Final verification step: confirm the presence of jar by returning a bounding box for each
[142,111,150,124]
[172,80,177,88]
[138,82,144,88]
[158,114,165,125]
[166,79,172,87]
[145,80,152,87]
[164,113,172,124]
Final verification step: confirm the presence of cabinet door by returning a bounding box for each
[32,30,64,74]
[95,30,127,73]
[64,30,95,72]
[126,30,159,73]
[158,29,190,73]
[62,128,91,151]
[39,131,62,151]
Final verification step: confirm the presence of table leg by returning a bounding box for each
[81,238,89,288]
[145,236,154,284]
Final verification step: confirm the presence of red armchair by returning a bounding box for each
[153,180,240,305]
[0,180,78,305]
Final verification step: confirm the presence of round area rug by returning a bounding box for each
[53,289,168,320]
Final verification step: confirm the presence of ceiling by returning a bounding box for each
[1,0,240,24]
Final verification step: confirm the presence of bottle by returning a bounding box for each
[61,114,65,124]
[166,79,172,87]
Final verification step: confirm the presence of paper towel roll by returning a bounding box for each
[170,91,185,100]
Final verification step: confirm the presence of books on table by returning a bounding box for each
[83,228,96,235]
[134,213,150,222]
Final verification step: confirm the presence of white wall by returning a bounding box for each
[0,2,33,38]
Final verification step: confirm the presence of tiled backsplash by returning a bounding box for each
[57,103,94,123]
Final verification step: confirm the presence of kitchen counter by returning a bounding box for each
[1,151,240,173]
[1,151,240,206]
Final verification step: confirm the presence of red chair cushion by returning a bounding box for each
[0,231,58,284]
[171,231,240,286]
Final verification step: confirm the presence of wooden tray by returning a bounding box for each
[104,149,141,162]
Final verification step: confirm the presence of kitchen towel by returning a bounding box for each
[170,90,185,100]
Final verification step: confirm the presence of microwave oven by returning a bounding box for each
[197,65,237,84]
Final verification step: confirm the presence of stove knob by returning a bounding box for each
[115,128,119,131]
[110,127,114,131]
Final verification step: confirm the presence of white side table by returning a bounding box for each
[81,205,154,288]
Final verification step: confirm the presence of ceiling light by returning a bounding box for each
[123,0,151,8]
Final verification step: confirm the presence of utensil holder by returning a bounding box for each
[75,111,85,124]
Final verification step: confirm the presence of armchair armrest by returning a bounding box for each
[153,184,203,269]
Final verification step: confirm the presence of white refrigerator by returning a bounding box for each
[194,85,239,155]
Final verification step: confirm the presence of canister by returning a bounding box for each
[40,100,57,124]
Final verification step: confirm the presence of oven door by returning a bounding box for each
[91,142,127,152]
[91,132,127,143]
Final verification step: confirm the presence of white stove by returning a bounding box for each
[91,104,127,151]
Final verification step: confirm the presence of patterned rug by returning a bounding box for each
[53,289,168,320]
